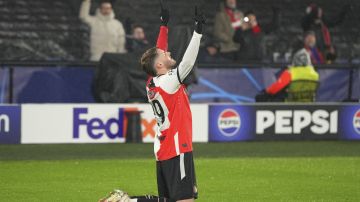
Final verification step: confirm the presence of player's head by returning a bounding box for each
[99,0,113,16]
[141,47,176,76]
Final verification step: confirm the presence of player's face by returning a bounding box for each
[155,49,176,71]
[100,3,112,16]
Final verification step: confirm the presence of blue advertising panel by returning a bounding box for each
[0,106,21,144]
[209,104,360,142]
[209,105,255,142]
[339,104,360,140]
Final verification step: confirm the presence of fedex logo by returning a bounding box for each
[73,108,124,139]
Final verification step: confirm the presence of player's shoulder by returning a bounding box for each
[149,69,181,94]
[157,69,177,78]
[166,69,177,76]
[147,73,168,88]
[154,69,178,81]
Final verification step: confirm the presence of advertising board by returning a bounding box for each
[209,104,341,141]
[21,104,208,144]
[0,106,21,144]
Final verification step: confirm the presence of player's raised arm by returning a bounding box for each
[156,0,169,51]
[177,7,206,83]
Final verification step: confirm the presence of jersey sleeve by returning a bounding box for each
[177,31,202,83]
[156,31,202,94]
[156,26,168,51]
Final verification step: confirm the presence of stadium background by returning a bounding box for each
[0,0,360,201]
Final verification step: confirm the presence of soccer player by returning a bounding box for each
[99,3,205,202]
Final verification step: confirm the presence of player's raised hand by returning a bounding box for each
[194,6,206,34]
[159,0,170,26]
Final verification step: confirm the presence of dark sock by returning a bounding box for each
[131,195,168,202]
[137,199,161,202]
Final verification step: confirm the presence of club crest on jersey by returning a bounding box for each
[217,109,241,137]
[148,90,156,99]
[168,69,175,76]
[353,109,360,135]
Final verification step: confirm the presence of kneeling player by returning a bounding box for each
[99,3,205,202]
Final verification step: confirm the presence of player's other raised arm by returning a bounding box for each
[156,1,169,51]
[177,7,206,83]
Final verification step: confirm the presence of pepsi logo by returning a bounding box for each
[353,109,360,135]
[218,109,241,137]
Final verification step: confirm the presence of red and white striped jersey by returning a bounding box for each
[146,31,202,161]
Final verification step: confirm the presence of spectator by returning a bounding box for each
[303,31,326,64]
[213,0,243,60]
[301,3,350,63]
[198,40,231,64]
[80,0,126,61]
[126,25,150,52]
[234,8,280,61]
[256,48,319,102]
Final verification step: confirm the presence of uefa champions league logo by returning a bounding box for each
[353,109,360,135]
[217,109,241,137]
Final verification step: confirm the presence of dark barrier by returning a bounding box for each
[13,66,95,103]
[209,103,360,142]
[191,65,360,103]
[0,62,358,103]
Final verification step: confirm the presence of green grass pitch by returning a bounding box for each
[1,142,360,201]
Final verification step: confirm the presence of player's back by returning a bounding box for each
[146,70,193,161]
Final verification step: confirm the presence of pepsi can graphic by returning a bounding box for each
[339,105,360,140]
[209,105,254,142]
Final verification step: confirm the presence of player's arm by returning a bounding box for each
[157,7,205,94]
[156,1,169,51]
[177,7,206,83]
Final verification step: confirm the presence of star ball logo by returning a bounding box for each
[217,109,241,137]
[353,109,360,135]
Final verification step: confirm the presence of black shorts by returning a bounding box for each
[156,152,198,201]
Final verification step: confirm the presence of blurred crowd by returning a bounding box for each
[79,0,150,61]
[79,0,352,64]
[201,0,351,64]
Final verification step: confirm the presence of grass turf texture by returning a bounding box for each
[0,142,359,202]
